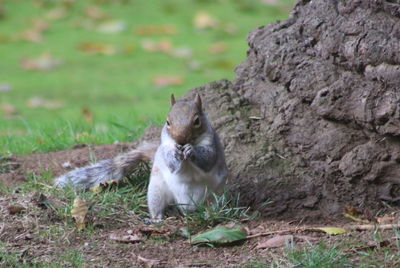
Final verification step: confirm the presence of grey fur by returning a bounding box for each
[55,142,158,189]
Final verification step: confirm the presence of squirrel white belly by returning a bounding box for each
[55,94,228,220]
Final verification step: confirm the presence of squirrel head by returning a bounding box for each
[166,94,205,145]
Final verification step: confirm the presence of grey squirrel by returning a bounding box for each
[55,94,228,220]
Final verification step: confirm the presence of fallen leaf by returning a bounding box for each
[109,230,142,243]
[137,255,161,268]
[194,11,219,29]
[209,41,228,54]
[45,8,66,20]
[170,46,192,59]
[20,29,43,43]
[36,137,43,144]
[134,25,177,35]
[8,204,26,215]
[314,227,346,235]
[84,5,106,20]
[152,75,183,86]
[1,103,16,115]
[190,225,247,246]
[20,53,62,71]
[141,39,172,52]
[0,83,11,92]
[27,97,64,109]
[71,196,88,231]
[78,42,116,55]
[81,106,93,122]
[257,235,293,249]
[96,20,126,33]
[32,19,49,32]
[375,214,396,224]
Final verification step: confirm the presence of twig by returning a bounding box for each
[349,224,400,231]
[245,224,400,240]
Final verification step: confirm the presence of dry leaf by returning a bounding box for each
[27,97,64,109]
[194,11,219,29]
[81,106,93,122]
[209,42,228,54]
[375,214,396,224]
[21,53,62,71]
[71,196,88,231]
[8,204,26,215]
[134,25,177,35]
[152,75,183,86]
[170,46,192,59]
[45,8,66,20]
[343,205,369,223]
[32,19,49,32]
[109,230,142,243]
[257,235,293,249]
[20,29,43,43]
[78,42,116,55]
[141,39,172,52]
[1,103,16,115]
[137,255,162,268]
[96,20,126,33]
[85,5,106,20]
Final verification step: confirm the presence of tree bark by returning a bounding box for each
[183,0,400,220]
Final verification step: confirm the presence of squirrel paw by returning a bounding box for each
[182,144,193,160]
[174,144,184,161]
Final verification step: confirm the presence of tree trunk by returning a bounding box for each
[183,0,400,220]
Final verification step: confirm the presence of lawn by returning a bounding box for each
[0,0,293,155]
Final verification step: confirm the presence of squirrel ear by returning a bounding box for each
[195,93,202,110]
[170,94,176,106]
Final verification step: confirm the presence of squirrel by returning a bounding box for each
[55,94,228,220]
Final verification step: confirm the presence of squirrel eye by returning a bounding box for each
[166,120,170,127]
[193,117,201,127]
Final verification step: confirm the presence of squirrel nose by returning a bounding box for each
[175,135,188,145]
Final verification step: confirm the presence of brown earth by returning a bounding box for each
[1,194,398,267]
[2,0,400,223]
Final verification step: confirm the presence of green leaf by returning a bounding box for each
[315,227,347,235]
[190,225,247,246]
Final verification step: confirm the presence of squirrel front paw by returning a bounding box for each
[182,144,193,160]
[174,144,184,161]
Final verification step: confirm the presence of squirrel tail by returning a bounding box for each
[54,142,159,189]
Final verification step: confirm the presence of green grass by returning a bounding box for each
[185,190,257,229]
[0,0,294,155]
[286,242,350,268]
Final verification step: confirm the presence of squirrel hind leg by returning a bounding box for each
[147,167,172,220]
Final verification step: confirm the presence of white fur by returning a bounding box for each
[147,125,226,219]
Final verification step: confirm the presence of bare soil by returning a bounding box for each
[1,193,398,267]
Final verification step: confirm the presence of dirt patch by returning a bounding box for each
[1,194,399,267]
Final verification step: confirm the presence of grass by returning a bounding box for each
[185,190,257,229]
[285,242,350,268]
[0,0,294,155]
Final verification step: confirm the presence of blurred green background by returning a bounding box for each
[0,0,294,154]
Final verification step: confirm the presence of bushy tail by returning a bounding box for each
[54,142,159,189]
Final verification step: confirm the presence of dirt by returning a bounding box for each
[2,0,400,223]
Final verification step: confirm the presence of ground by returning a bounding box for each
[1,143,399,267]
